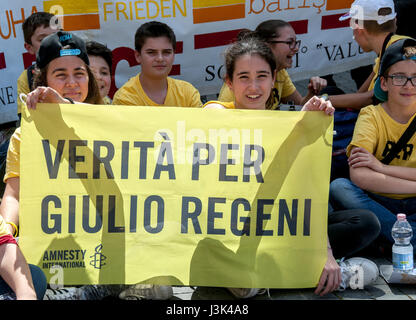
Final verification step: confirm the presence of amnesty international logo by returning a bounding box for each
[89,244,107,269]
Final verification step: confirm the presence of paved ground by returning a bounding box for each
[169,257,416,301]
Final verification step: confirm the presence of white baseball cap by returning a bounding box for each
[339,0,396,25]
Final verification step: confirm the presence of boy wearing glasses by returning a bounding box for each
[330,38,416,252]
[327,0,411,110]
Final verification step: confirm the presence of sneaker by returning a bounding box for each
[79,285,127,300]
[118,284,173,300]
[43,287,81,300]
[0,292,16,300]
[338,257,379,291]
[227,288,266,299]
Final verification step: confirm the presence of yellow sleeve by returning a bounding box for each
[112,87,135,106]
[112,88,125,105]
[346,106,378,156]
[218,83,234,102]
[111,75,140,106]
[279,70,297,98]
[202,100,235,109]
[189,87,202,108]
[17,70,30,115]
[4,127,21,182]
[167,79,202,107]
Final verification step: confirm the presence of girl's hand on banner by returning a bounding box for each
[301,95,335,115]
[314,248,341,296]
[26,86,70,109]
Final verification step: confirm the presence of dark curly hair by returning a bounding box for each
[86,40,113,73]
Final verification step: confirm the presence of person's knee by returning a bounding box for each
[330,178,352,197]
[335,209,381,249]
[357,209,381,240]
[330,178,366,210]
[29,264,47,300]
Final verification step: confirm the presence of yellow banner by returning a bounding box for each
[43,0,99,14]
[19,103,333,288]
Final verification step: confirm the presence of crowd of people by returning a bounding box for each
[0,0,415,300]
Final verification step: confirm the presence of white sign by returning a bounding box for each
[0,0,376,124]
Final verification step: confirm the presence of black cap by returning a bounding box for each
[36,31,90,69]
[374,38,416,102]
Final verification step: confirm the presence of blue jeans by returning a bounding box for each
[330,178,416,251]
[0,264,47,300]
[0,139,9,160]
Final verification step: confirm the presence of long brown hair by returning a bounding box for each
[33,60,103,105]
[254,20,293,109]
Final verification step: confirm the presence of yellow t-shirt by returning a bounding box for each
[17,69,30,115]
[218,69,296,109]
[369,34,412,90]
[4,127,20,182]
[112,73,202,107]
[347,104,416,199]
[203,101,235,109]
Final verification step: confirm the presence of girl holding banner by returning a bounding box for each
[2,30,102,240]
[204,31,334,113]
[218,20,328,109]
[0,31,127,300]
[204,32,380,298]
[24,31,103,108]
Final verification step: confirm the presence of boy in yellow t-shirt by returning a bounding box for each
[330,38,416,252]
[112,21,201,108]
[0,12,55,197]
[328,0,411,110]
[329,0,412,182]
[17,12,56,118]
